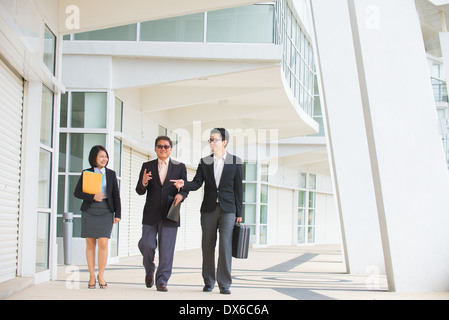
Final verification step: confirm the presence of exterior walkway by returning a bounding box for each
[2,245,449,300]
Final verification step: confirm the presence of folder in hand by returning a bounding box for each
[82,170,103,194]
[166,195,181,222]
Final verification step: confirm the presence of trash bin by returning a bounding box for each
[63,212,73,265]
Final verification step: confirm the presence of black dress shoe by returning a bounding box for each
[145,274,154,288]
[220,288,231,294]
[157,283,168,292]
[203,285,214,292]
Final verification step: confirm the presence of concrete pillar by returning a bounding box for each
[310,0,385,276]
[312,0,449,292]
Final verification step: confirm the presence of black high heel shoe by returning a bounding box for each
[88,278,96,289]
[97,275,108,289]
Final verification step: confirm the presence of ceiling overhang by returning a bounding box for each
[115,64,319,142]
[415,0,449,56]
[58,0,268,34]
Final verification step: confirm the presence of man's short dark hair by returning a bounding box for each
[211,128,229,143]
[155,136,173,148]
[88,145,109,167]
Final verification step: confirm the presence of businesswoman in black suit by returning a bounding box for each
[74,145,121,289]
[172,128,243,294]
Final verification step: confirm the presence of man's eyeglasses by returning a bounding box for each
[156,145,171,150]
[208,138,223,143]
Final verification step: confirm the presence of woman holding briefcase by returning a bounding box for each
[74,145,121,289]
[171,128,243,294]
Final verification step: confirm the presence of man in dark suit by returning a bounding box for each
[136,136,188,292]
[171,128,243,294]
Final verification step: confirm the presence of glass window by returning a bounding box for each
[38,149,52,208]
[35,212,50,272]
[260,184,268,204]
[308,226,315,243]
[43,25,56,75]
[298,190,306,207]
[158,125,167,136]
[169,130,178,158]
[115,97,123,132]
[140,13,204,42]
[59,133,67,172]
[207,5,274,43]
[56,174,83,238]
[244,183,257,203]
[243,204,256,225]
[243,163,257,181]
[261,164,269,182]
[74,24,137,41]
[308,209,316,225]
[297,173,316,244]
[58,90,113,239]
[308,174,316,190]
[57,175,65,215]
[259,225,267,245]
[60,92,68,128]
[71,92,107,128]
[113,138,122,176]
[260,205,268,224]
[299,172,307,188]
[56,216,82,238]
[298,208,305,226]
[38,83,54,273]
[309,191,316,208]
[68,133,106,172]
[276,2,315,118]
[41,86,54,147]
[68,175,83,215]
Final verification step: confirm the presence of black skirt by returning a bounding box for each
[81,200,114,238]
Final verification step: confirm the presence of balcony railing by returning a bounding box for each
[274,0,315,118]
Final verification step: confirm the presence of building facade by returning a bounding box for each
[57,1,337,265]
[1,0,449,293]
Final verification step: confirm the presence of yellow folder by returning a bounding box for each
[82,170,103,194]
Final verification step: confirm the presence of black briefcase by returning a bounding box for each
[232,223,250,259]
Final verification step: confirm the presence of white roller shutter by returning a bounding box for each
[128,149,148,256]
[118,145,149,257]
[176,167,202,250]
[118,145,131,257]
[0,59,24,283]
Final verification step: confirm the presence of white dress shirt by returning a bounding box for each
[213,152,226,188]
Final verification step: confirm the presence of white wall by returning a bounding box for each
[315,193,339,244]
[266,170,338,247]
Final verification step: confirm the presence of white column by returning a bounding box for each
[313,0,449,292]
[310,0,385,276]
